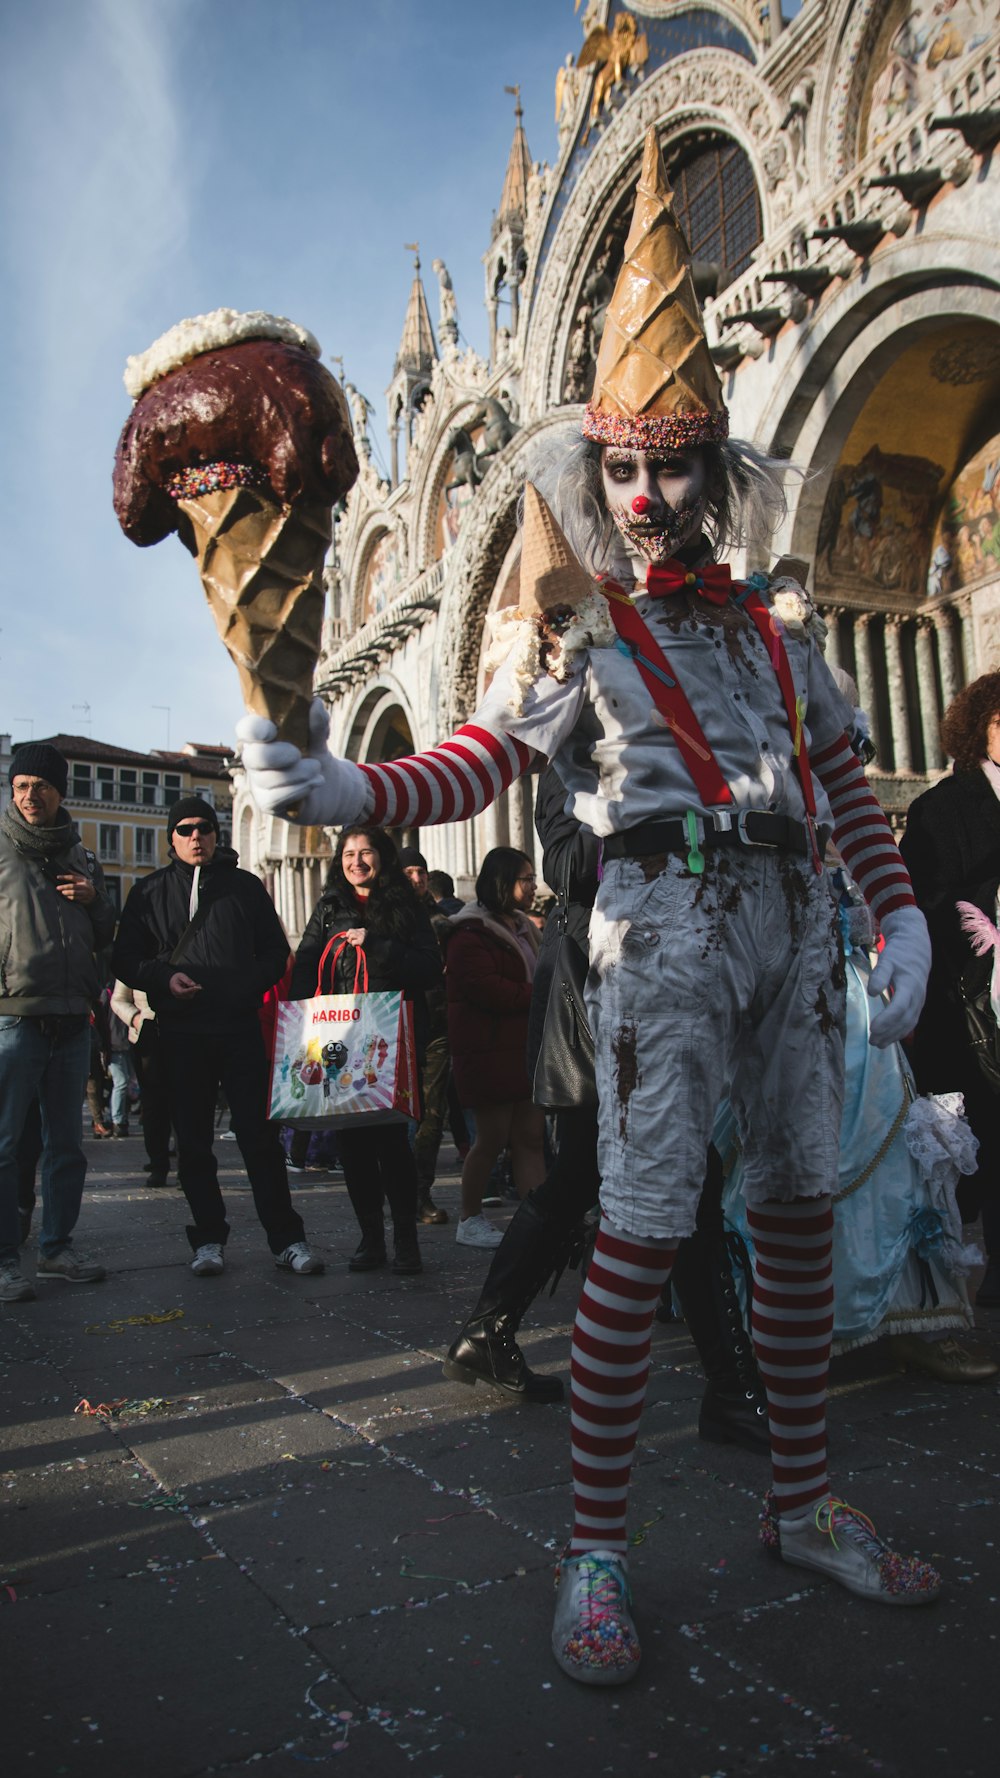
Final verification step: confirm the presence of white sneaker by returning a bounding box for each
[275,1241,324,1275]
[761,1492,942,1604]
[456,1214,503,1249]
[551,1550,641,1685]
[0,1259,36,1303]
[190,1242,225,1276]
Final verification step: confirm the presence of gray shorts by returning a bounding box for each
[587,848,846,1240]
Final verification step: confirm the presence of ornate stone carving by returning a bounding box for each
[521,51,783,415]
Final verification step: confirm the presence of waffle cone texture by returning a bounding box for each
[583,128,728,451]
[517,483,594,616]
[177,487,331,752]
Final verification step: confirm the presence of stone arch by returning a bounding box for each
[758,250,1000,569]
[341,682,417,766]
[521,49,783,419]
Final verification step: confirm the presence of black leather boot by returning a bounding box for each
[349,1228,388,1272]
[671,1224,769,1453]
[443,1195,583,1402]
[392,1225,423,1275]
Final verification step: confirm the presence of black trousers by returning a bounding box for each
[337,1121,419,1244]
[135,1029,172,1173]
[161,1023,304,1254]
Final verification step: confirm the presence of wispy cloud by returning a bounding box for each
[2,0,190,428]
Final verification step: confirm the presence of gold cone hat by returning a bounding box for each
[583,128,728,450]
[518,482,594,616]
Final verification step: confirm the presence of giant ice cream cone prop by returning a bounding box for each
[113,310,358,749]
[582,129,728,450]
[518,481,594,617]
[175,485,331,752]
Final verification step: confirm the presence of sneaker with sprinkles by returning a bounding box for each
[760,1490,942,1605]
[551,1550,642,1685]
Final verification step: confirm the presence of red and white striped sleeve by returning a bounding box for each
[812,733,914,923]
[357,723,535,829]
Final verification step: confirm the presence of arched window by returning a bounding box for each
[667,136,762,291]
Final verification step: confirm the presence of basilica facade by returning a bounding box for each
[233,0,1000,939]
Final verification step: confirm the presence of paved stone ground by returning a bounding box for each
[3,1131,999,1778]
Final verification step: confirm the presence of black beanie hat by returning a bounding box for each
[167,795,220,843]
[8,742,69,799]
[398,846,428,871]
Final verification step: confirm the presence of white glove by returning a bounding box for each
[867,905,931,1049]
[236,698,368,826]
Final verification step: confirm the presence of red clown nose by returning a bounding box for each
[631,495,651,514]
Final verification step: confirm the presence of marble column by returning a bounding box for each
[955,594,975,686]
[933,603,962,711]
[884,615,911,773]
[914,618,944,771]
[507,778,528,856]
[853,614,882,760]
[822,606,843,675]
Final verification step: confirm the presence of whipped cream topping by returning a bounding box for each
[124,309,322,399]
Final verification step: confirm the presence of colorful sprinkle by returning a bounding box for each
[581,405,730,448]
[165,460,268,500]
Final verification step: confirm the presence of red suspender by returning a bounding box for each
[601,580,733,808]
[742,592,817,821]
[601,577,823,871]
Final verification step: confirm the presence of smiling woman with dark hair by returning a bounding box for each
[290,825,442,1276]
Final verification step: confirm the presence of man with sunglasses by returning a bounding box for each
[113,796,323,1278]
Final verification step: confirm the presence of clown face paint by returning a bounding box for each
[600,446,708,564]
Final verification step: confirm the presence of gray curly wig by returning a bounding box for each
[520,424,799,580]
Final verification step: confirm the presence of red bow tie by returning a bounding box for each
[646,560,734,606]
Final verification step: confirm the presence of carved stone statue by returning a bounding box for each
[781,76,814,191]
[468,395,519,462]
[583,248,614,347]
[563,304,593,402]
[445,426,482,498]
[343,382,372,461]
[431,257,458,348]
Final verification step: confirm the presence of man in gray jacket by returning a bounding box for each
[0,743,113,1301]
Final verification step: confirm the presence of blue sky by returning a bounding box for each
[0,0,578,753]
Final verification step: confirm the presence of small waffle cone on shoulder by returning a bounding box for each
[518,482,593,617]
[583,128,728,449]
[176,487,331,752]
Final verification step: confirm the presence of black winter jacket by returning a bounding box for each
[290,872,441,1059]
[900,767,1000,1099]
[112,848,290,1035]
[526,762,599,1080]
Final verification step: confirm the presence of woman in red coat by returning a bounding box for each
[446,847,546,1248]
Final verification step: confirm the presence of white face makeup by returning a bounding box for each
[600,446,708,564]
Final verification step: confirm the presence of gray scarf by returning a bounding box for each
[1,801,79,861]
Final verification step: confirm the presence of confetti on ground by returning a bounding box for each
[84,1308,185,1335]
[75,1397,183,1422]
[126,1492,188,1514]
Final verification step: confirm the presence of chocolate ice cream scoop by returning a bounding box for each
[113,337,358,546]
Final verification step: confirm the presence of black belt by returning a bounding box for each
[602,811,830,861]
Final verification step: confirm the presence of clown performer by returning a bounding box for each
[240,132,940,1683]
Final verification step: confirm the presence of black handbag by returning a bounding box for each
[958,969,1000,1094]
[532,890,597,1109]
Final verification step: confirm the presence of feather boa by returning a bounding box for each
[956,898,1000,1025]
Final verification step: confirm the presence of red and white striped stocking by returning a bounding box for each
[569,1217,678,1555]
[746,1196,834,1519]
